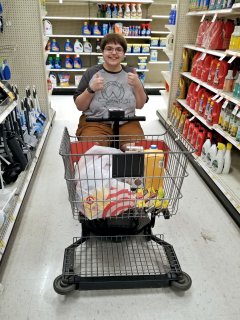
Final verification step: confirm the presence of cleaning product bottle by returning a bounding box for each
[144,145,165,190]
[49,73,57,88]
[83,38,92,53]
[65,55,73,69]
[93,21,101,35]
[218,101,228,127]
[222,143,232,174]
[201,133,212,161]
[195,128,207,156]
[112,4,118,18]
[204,97,212,119]
[223,70,234,92]
[96,38,101,53]
[50,39,60,52]
[82,21,91,35]
[222,20,235,50]
[181,48,189,72]
[206,140,218,167]
[131,3,137,19]
[190,124,201,148]
[172,4,177,25]
[2,60,11,80]
[124,3,131,19]
[74,39,83,53]
[118,4,123,18]
[64,39,74,52]
[168,4,174,25]
[183,116,192,138]
[73,56,82,69]
[136,3,142,19]
[211,143,226,173]
[44,20,53,35]
[223,102,235,131]
[106,4,112,18]
[54,56,62,69]
[230,109,240,136]
[215,0,224,9]
[228,105,239,134]
[209,0,217,10]
[47,56,54,69]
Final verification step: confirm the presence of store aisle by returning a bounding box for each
[0,95,240,320]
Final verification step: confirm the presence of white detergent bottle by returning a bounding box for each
[206,141,217,167]
[83,38,92,53]
[124,3,131,18]
[131,3,137,19]
[222,143,232,174]
[136,4,142,19]
[201,136,211,161]
[212,143,226,173]
[74,39,83,53]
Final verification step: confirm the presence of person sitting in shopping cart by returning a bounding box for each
[73,33,148,145]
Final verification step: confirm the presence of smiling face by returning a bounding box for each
[102,42,125,72]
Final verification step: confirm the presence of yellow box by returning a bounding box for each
[144,148,165,190]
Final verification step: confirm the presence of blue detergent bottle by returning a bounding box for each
[82,21,91,35]
[47,56,54,69]
[64,39,74,52]
[50,39,60,52]
[65,55,73,69]
[54,57,62,69]
[2,59,11,80]
[73,56,82,69]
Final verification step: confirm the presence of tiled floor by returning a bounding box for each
[0,95,240,320]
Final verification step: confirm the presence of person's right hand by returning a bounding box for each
[90,72,105,92]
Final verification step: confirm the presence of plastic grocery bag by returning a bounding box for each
[75,145,136,220]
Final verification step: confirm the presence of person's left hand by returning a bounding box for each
[128,69,141,88]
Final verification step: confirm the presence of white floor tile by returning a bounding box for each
[0,95,240,320]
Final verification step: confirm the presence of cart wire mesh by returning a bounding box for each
[63,234,181,278]
[60,126,194,220]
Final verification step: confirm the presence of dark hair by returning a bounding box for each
[100,33,127,53]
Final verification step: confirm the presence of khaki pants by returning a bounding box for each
[76,114,144,146]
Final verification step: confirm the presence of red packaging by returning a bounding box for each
[195,128,207,156]
[204,97,212,120]
[191,52,202,77]
[190,86,200,109]
[183,117,192,139]
[186,82,198,106]
[206,100,222,125]
[190,124,201,147]
[212,60,229,89]
[196,55,206,79]
[222,20,235,50]
[196,20,211,47]
[187,121,196,142]
[207,59,219,86]
[201,55,215,82]
[198,91,213,116]
[204,20,224,50]
[195,88,206,111]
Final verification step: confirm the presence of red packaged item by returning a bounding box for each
[198,91,213,116]
[190,124,201,147]
[195,129,207,156]
[206,100,222,125]
[191,52,202,77]
[186,82,198,106]
[196,20,211,47]
[222,20,235,50]
[183,116,192,139]
[190,86,200,109]
[186,121,196,142]
[207,58,219,86]
[212,60,229,89]
[204,20,224,50]
[204,97,212,120]
[196,54,207,79]
[195,88,206,112]
[201,55,215,82]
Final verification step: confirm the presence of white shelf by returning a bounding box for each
[136,69,149,72]
[193,152,240,214]
[54,85,77,89]
[152,15,169,19]
[48,34,151,39]
[184,44,226,58]
[187,8,239,16]
[151,30,170,34]
[150,46,165,50]
[149,61,169,64]
[46,51,150,56]
[161,70,171,85]
[45,16,152,22]
[232,3,240,9]
[159,89,169,109]
[225,49,240,58]
[0,113,55,262]
[47,68,87,72]
[177,99,213,130]
[181,72,240,105]
[89,0,154,3]
[164,24,176,34]
[0,101,17,123]
[144,82,164,89]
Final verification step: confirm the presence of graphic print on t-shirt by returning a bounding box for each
[98,81,130,107]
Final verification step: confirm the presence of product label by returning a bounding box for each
[211,159,218,172]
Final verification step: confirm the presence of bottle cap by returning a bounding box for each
[150,144,157,149]
[227,143,232,150]
[218,143,225,150]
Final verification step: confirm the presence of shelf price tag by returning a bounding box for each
[212,13,217,22]
[200,52,207,60]
[216,96,224,103]
[196,84,200,91]
[222,99,229,109]
[228,56,236,64]
[212,94,219,101]
[189,115,195,122]
[219,55,226,61]
[200,14,206,22]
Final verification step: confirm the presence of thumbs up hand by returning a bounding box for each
[90,72,105,92]
[128,69,141,88]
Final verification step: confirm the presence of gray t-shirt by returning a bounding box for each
[73,64,148,118]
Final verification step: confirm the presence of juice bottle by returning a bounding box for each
[144,145,165,190]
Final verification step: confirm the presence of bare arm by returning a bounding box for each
[128,71,148,109]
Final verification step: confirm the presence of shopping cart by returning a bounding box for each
[53,110,194,295]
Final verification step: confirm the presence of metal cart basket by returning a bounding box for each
[54,123,194,294]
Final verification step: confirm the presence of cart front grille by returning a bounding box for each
[63,235,181,277]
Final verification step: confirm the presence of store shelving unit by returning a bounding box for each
[156,2,240,226]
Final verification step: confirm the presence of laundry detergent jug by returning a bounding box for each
[207,58,219,85]
[201,54,215,82]
[212,60,229,89]
[191,52,203,77]
[186,82,198,106]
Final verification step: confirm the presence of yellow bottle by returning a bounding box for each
[144,145,165,190]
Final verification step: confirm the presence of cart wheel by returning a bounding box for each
[171,272,192,291]
[53,275,76,295]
